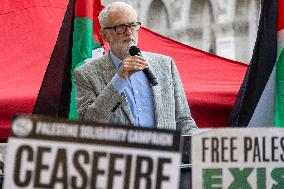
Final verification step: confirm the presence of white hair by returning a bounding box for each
[98,2,138,28]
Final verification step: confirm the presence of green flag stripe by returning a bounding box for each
[69,17,102,119]
[72,17,101,72]
[69,82,78,119]
[275,48,284,127]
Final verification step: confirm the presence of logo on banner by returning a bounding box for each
[12,117,33,137]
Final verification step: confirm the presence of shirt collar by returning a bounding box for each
[110,50,122,70]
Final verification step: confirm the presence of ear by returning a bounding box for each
[100,29,110,43]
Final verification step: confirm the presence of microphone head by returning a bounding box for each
[129,46,141,56]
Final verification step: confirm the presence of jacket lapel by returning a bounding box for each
[100,54,117,84]
[147,55,163,128]
[100,53,135,126]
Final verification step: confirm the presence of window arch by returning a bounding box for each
[188,0,215,53]
[147,0,170,33]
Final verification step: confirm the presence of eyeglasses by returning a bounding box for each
[104,22,141,34]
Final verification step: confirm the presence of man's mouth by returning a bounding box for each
[123,39,134,43]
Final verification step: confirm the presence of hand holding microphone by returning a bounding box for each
[117,52,148,79]
[129,46,158,86]
[117,46,158,86]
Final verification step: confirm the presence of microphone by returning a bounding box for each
[129,46,158,86]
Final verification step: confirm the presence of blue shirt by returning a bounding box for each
[110,50,155,128]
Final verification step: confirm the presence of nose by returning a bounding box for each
[124,26,132,35]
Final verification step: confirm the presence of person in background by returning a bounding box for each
[74,1,197,135]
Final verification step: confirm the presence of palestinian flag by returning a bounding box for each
[33,0,104,119]
[69,0,104,119]
[33,0,76,117]
[230,0,284,127]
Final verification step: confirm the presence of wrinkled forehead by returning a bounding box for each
[107,8,137,26]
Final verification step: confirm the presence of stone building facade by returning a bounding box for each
[101,0,261,64]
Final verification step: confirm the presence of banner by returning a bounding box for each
[192,128,284,188]
[4,115,181,189]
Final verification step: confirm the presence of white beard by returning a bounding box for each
[111,38,137,59]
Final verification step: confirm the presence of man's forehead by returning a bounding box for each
[108,9,137,25]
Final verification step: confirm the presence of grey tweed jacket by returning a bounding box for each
[74,51,197,134]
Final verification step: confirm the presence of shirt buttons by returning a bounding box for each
[138,108,142,112]
[135,91,139,94]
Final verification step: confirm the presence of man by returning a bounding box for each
[74,2,197,134]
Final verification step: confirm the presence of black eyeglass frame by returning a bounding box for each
[103,22,142,34]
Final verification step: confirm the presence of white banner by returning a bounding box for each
[4,115,181,189]
[192,128,284,189]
